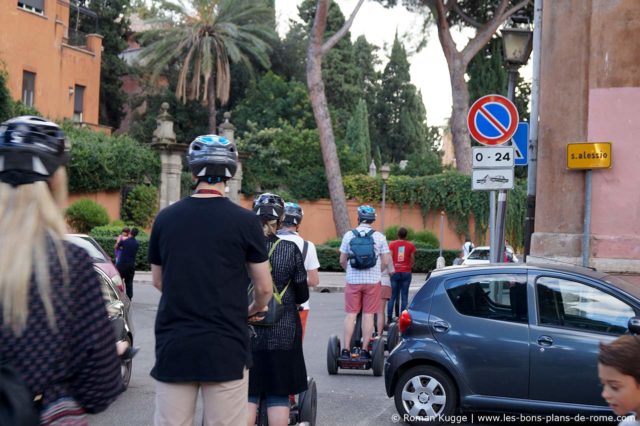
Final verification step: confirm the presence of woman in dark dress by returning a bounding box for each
[248,193,309,426]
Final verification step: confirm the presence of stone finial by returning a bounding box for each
[152,102,176,145]
[368,159,377,177]
[218,111,235,132]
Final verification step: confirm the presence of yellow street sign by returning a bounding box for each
[567,142,612,170]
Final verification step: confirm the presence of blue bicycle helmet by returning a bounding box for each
[357,205,376,223]
[253,193,285,222]
[0,116,70,186]
[187,134,238,183]
[283,202,304,226]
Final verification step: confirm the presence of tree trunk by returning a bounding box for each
[207,77,217,134]
[450,65,472,174]
[307,53,351,237]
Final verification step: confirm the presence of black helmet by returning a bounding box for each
[282,202,303,226]
[0,116,70,186]
[187,134,238,182]
[357,205,376,223]
[253,193,285,221]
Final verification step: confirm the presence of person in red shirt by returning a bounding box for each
[388,227,416,322]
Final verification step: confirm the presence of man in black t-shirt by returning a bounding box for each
[148,134,273,426]
[116,227,139,299]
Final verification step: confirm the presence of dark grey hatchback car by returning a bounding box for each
[384,263,640,424]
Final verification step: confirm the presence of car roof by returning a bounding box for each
[429,262,609,280]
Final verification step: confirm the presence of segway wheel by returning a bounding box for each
[386,321,399,352]
[299,377,318,426]
[326,334,339,375]
[350,313,363,350]
[372,338,384,377]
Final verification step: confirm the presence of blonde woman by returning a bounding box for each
[0,116,122,424]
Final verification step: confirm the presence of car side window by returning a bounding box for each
[536,276,634,335]
[446,274,528,323]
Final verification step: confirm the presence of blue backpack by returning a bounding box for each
[349,229,377,269]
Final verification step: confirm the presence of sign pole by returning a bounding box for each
[489,191,496,262]
[582,170,592,267]
[493,68,518,262]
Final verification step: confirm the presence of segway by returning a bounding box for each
[351,312,400,352]
[255,377,317,426]
[326,313,385,376]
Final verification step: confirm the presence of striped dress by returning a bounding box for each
[0,239,122,424]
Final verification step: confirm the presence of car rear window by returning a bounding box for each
[66,236,109,262]
[467,249,490,260]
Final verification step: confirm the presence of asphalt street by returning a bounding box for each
[91,279,418,426]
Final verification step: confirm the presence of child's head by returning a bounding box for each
[598,335,640,416]
[122,226,130,236]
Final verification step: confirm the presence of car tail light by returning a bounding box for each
[112,274,125,293]
[398,310,412,333]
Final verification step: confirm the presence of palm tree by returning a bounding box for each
[139,0,276,133]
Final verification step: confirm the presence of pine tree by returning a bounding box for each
[344,99,372,173]
[71,0,131,128]
[374,34,438,164]
[468,37,530,121]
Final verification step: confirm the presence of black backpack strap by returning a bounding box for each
[302,240,309,261]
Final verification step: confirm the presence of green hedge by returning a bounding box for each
[64,124,160,193]
[316,245,459,273]
[65,199,110,233]
[93,236,150,271]
[89,238,459,274]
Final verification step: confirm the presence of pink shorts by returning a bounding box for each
[345,283,382,314]
[380,285,392,300]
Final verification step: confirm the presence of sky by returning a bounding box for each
[274,0,531,128]
[274,0,472,127]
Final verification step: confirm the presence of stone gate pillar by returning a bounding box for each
[218,112,243,205]
[151,103,186,209]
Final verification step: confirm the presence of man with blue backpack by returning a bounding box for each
[339,205,391,359]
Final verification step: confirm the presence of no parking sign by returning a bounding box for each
[467,95,519,146]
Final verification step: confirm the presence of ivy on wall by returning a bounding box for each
[343,171,526,248]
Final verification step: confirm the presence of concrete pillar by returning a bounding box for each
[218,112,243,205]
[151,102,186,209]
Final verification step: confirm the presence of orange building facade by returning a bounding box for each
[0,0,102,126]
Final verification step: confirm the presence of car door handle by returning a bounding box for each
[537,335,554,346]
[432,321,450,333]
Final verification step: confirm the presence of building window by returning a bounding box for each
[17,0,44,14]
[73,85,85,123]
[22,71,35,107]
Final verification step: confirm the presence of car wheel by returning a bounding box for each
[299,377,317,426]
[371,338,384,377]
[386,321,399,351]
[121,336,133,390]
[394,366,457,425]
[326,334,339,375]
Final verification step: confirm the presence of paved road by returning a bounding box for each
[91,277,421,425]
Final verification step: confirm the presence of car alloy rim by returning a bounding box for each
[401,375,447,418]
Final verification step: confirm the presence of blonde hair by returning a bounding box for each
[262,219,278,237]
[0,168,69,336]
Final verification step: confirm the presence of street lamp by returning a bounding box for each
[492,16,533,263]
[380,164,390,232]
